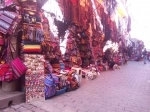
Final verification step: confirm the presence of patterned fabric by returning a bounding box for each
[45,85,56,99]
[45,60,53,74]
[51,64,60,70]
[23,41,41,53]
[71,0,77,5]
[44,75,56,99]
[59,75,68,89]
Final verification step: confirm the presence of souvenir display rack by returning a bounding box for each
[24,54,45,103]
[20,1,46,102]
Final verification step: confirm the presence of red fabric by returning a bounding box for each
[0,38,4,45]
[23,49,41,52]
[71,0,77,5]
[0,64,14,82]
[0,64,9,77]
[0,72,14,82]
[11,58,27,79]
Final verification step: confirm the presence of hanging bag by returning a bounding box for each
[0,33,4,46]
[0,50,9,77]
[11,57,27,79]
[0,38,4,45]
[0,38,14,82]
[8,39,27,79]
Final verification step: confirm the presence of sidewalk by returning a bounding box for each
[1,61,150,112]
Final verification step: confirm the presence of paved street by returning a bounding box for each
[1,61,150,112]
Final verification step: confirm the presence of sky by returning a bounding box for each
[128,0,150,49]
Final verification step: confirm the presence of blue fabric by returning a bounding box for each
[44,75,55,86]
[44,75,56,99]
[51,74,59,83]
[45,85,56,99]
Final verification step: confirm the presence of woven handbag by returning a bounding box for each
[0,38,14,82]
[11,57,27,79]
[7,38,27,79]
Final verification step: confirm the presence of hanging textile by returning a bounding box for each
[70,0,79,24]
[127,16,131,32]
[71,0,77,5]
[64,0,71,22]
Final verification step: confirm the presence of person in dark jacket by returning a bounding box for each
[143,48,147,64]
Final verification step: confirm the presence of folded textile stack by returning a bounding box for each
[23,41,41,53]
[0,11,22,34]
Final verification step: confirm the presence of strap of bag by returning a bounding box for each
[0,35,8,63]
[6,37,16,63]
[0,49,6,63]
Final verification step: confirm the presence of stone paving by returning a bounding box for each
[1,61,150,112]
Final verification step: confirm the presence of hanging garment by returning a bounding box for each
[82,18,87,30]
[79,6,84,26]
[70,0,79,24]
[104,24,111,41]
[71,0,77,5]
[64,0,71,22]
[37,0,48,9]
[88,23,92,37]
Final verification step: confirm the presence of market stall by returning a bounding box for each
[0,0,128,105]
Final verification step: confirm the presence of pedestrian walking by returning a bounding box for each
[143,48,147,64]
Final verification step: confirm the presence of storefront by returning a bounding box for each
[0,0,130,108]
